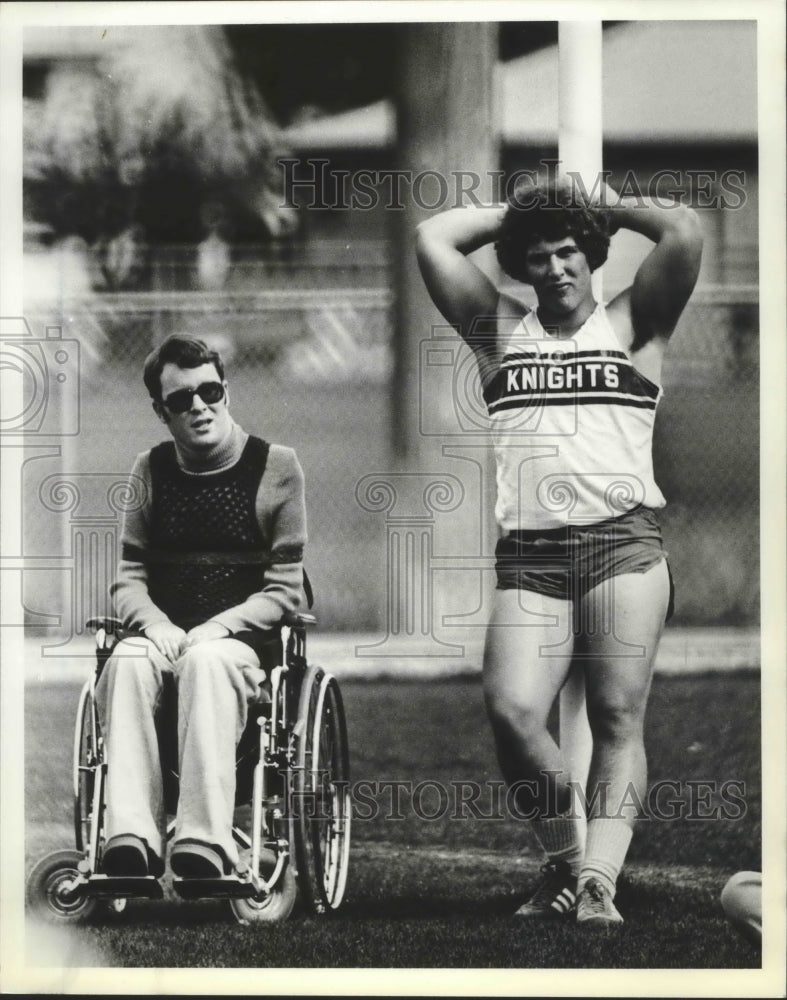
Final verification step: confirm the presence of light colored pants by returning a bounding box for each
[95,636,264,867]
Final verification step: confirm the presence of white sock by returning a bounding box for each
[531,811,584,877]
[578,818,633,897]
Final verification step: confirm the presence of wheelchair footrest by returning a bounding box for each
[172,876,260,900]
[86,875,164,899]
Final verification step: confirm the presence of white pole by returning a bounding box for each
[559,22,603,301]
[557,21,602,843]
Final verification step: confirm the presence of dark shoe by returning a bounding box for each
[514,860,577,919]
[147,848,166,878]
[102,834,150,877]
[170,839,229,879]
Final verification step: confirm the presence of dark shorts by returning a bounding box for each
[495,505,674,620]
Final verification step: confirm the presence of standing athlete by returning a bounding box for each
[416,176,702,925]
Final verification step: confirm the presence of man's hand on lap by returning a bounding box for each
[181,621,231,650]
[144,621,188,661]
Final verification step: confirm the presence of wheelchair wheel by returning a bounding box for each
[26,850,97,925]
[293,667,351,913]
[229,850,297,925]
[73,682,101,854]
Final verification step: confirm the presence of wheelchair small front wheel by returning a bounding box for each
[229,856,297,925]
[103,897,128,917]
[26,850,97,925]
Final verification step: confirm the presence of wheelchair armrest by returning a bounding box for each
[86,617,125,655]
[279,612,317,628]
[86,616,124,635]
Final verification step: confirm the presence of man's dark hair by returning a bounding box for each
[495,178,612,282]
[143,335,225,400]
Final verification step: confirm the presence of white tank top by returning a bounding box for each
[485,303,666,530]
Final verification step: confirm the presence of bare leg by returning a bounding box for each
[484,589,587,916]
[483,588,575,816]
[579,560,670,825]
[575,560,670,918]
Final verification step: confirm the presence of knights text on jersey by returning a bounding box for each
[484,304,667,530]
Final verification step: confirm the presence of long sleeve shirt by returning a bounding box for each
[110,423,307,634]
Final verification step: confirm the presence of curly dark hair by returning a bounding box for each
[143,334,225,401]
[495,177,612,282]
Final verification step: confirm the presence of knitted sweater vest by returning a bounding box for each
[141,436,270,631]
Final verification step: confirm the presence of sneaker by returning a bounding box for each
[576,877,624,926]
[515,860,577,919]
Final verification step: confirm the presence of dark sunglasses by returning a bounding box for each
[161,381,225,414]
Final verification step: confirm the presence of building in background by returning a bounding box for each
[24,21,757,289]
[280,20,757,293]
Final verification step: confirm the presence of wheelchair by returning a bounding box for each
[26,613,351,926]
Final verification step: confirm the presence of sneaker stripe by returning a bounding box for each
[550,889,576,913]
[515,861,578,919]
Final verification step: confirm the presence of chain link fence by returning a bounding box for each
[21,243,758,632]
[656,286,759,625]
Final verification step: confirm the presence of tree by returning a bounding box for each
[24,25,297,274]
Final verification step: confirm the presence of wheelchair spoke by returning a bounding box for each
[74,680,103,856]
[293,668,350,912]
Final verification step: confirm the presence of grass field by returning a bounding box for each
[24,672,761,971]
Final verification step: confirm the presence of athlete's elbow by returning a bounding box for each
[665,206,703,269]
[416,211,463,247]
[415,220,446,270]
[673,205,704,248]
[415,216,442,251]
[414,219,428,251]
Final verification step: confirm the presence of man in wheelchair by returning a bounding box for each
[97,333,307,882]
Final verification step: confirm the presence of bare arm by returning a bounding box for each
[605,196,703,348]
[415,206,507,385]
